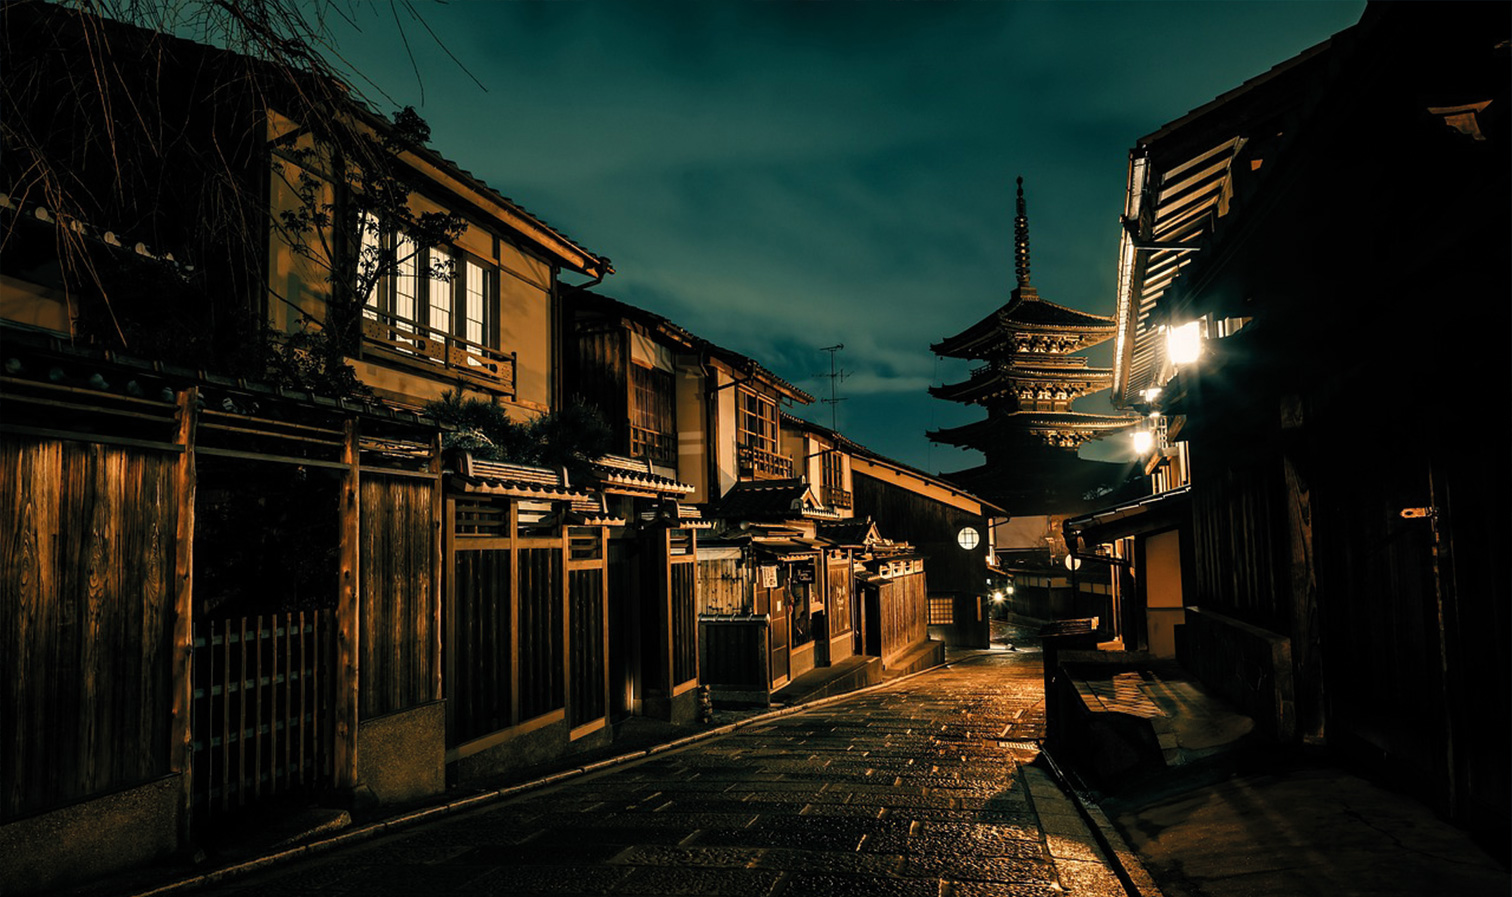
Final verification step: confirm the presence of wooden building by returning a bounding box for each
[928,179,1139,517]
[1070,4,1509,855]
[0,5,617,890]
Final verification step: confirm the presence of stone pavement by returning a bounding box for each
[122,647,1132,897]
[1099,751,1510,897]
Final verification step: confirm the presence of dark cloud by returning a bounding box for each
[329,1,1365,473]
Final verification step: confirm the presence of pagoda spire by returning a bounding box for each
[1014,176,1033,293]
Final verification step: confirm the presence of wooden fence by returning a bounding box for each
[698,617,768,690]
[191,611,334,821]
[359,476,440,719]
[2,437,179,820]
[878,571,928,667]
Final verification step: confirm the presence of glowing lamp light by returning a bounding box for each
[1132,429,1155,455]
[1141,386,1162,402]
[1167,321,1204,366]
[991,591,1005,603]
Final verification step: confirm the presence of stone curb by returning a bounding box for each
[123,657,957,897]
[1039,745,1165,897]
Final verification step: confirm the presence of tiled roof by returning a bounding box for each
[929,361,1113,404]
[815,518,880,548]
[1112,34,1345,406]
[933,292,1117,360]
[712,478,816,521]
[453,455,593,500]
[569,289,815,404]
[588,454,695,496]
[928,411,1139,448]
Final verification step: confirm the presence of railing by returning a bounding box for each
[630,424,675,465]
[823,485,853,509]
[360,309,516,397]
[738,443,793,479]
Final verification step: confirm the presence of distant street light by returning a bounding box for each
[1132,428,1154,455]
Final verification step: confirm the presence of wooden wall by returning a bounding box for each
[878,571,928,666]
[2,438,178,819]
[359,476,439,719]
[450,546,512,744]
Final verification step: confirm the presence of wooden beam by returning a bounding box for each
[170,388,198,842]
[333,419,361,792]
[430,434,444,703]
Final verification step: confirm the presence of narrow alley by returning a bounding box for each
[154,638,1129,897]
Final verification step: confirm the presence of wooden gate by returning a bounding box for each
[191,611,334,824]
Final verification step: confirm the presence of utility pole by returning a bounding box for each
[817,344,849,431]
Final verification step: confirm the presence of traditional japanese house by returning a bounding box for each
[847,445,1001,650]
[1,5,615,889]
[1073,3,1508,854]
[566,287,822,718]
[928,179,1138,517]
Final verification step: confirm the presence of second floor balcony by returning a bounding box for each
[360,309,516,398]
[738,443,793,480]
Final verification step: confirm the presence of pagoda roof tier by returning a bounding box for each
[930,361,1114,405]
[941,457,1145,518]
[932,290,1118,360]
[927,410,1139,451]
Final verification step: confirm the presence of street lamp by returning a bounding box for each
[1132,428,1154,456]
[1166,321,1203,366]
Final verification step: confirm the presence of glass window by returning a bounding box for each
[464,258,488,346]
[737,389,778,452]
[427,244,452,337]
[393,232,418,326]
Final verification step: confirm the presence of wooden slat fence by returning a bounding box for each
[568,567,606,728]
[191,611,333,822]
[697,618,768,690]
[2,437,177,820]
[359,476,439,719]
[450,547,511,744]
[879,571,928,666]
[518,547,563,722]
[670,562,698,686]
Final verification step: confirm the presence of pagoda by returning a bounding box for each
[928,178,1137,514]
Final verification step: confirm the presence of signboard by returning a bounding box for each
[759,565,779,589]
[791,564,815,584]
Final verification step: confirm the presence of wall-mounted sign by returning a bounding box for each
[791,565,815,584]
[759,565,779,589]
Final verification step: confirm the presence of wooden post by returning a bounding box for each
[508,500,520,727]
[431,434,444,703]
[171,388,198,842]
[560,519,571,728]
[333,418,361,792]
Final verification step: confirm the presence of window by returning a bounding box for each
[358,217,503,363]
[737,389,778,452]
[821,449,850,509]
[426,244,452,337]
[957,527,981,550]
[630,363,675,464]
[928,597,955,625]
[736,388,790,479]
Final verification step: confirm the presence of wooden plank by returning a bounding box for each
[171,389,197,833]
[334,419,360,792]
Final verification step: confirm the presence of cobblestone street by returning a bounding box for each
[192,646,1127,897]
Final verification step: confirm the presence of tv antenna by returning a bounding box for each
[816,344,850,431]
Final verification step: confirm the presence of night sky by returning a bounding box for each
[322,1,1364,474]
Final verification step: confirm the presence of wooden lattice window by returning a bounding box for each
[928,597,954,625]
[630,363,675,464]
